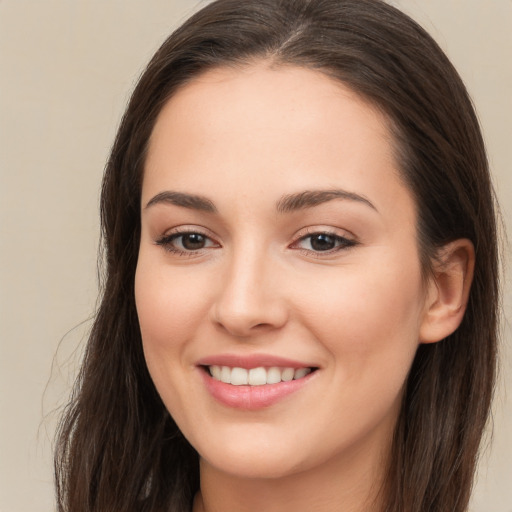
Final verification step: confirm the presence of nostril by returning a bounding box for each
[209,268,289,336]
[211,310,282,338]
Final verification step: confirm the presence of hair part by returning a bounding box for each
[55,1,500,511]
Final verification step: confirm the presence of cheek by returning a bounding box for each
[134,260,208,420]
[135,261,209,352]
[296,254,424,377]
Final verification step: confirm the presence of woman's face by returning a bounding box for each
[135,64,430,479]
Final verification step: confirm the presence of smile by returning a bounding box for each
[199,361,318,409]
[208,365,312,386]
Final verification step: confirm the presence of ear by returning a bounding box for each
[419,239,475,344]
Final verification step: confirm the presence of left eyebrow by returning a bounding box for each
[276,189,377,213]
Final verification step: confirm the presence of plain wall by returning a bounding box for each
[0,1,510,511]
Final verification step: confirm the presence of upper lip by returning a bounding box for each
[196,353,318,370]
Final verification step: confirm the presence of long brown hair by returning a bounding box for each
[55,1,500,511]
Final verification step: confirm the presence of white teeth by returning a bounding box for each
[230,367,248,385]
[294,368,311,379]
[220,366,231,383]
[208,365,313,385]
[210,365,222,380]
[266,366,282,384]
[248,367,267,385]
[281,368,295,382]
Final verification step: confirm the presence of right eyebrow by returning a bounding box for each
[144,191,217,213]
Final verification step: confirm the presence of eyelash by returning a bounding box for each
[155,230,218,257]
[291,229,358,256]
[155,229,358,257]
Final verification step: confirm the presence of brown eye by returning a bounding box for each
[309,234,336,251]
[180,233,207,250]
[293,232,357,253]
[156,231,219,254]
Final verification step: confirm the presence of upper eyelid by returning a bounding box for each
[293,226,356,240]
[158,225,218,239]
[291,232,356,247]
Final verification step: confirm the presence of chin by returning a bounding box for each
[203,450,306,480]
[194,431,313,480]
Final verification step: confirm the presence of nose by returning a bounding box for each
[210,248,289,338]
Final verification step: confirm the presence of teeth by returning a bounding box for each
[208,366,312,386]
[294,368,310,379]
[248,367,267,385]
[220,366,231,383]
[210,365,222,380]
[281,368,294,382]
[230,367,248,385]
[266,367,281,384]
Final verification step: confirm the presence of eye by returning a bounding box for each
[293,231,357,253]
[155,230,219,254]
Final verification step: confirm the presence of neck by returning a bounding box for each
[193,440,389,512]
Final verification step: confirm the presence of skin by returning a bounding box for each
[135,63,473,512]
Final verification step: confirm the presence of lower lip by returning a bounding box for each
[200,369,315,410]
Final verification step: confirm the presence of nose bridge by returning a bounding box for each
[211,239,287,336]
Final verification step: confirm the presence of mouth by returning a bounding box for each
[196,354,319,409]
[204,365,316,386]
[198,358,318,409]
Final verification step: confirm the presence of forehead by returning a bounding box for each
[144,63,413,221]
[148,63,393,157]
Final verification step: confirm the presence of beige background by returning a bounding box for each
[0,1,510,511]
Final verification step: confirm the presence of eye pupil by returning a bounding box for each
[310,234,335,251]
[182,233,206,250]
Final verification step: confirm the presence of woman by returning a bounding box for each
[55,1,500,511]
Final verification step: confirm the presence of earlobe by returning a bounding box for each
[419,239,475,344]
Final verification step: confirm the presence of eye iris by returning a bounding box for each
[310,234,336,251]
[182,233,206,250]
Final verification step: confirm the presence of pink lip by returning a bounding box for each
[196,354,318,410]
[196,353,316,370]
[201,372,314,409]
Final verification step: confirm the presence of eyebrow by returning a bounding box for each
[145,191,217,212]
[275,189,377,213]
[145,189,376,214]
